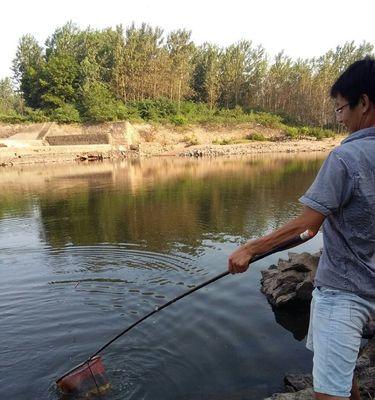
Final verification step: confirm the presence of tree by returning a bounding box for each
[192,43,222,109]
[12,34,44,108]
[0,78,23,114]
[219,40,253,108]
[80,81,122,122]
[166,29,195,109]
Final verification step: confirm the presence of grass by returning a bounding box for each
[1,99,338,141]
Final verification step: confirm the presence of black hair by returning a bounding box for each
[330,57,375,108]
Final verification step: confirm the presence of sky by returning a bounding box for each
[1,0,375,80]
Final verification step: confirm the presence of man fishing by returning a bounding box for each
[228,58,375,400]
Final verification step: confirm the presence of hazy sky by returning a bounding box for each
[2,0,375,79]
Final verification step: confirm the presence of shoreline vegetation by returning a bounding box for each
[1,22,374,129]
[1,21,370,165]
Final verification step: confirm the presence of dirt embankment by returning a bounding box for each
[0,121,345,167]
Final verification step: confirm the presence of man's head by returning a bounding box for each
[331,57,375,132]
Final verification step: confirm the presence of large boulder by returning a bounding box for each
[261,251,374,340]
[260,252,320,307]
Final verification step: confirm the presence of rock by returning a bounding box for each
[295,281,314,301]
[363,320,375,339]
[262,251,374,341]
[284,374,313,392]
[265,337,375,399]
[356,337,375,399]
[264,388,314,400]
[261,251,374,340]
[260,252,320,307]
[76,153,104,162]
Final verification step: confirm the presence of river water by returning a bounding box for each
[0,154,326,400]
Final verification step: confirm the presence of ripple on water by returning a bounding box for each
[45,243,212,311]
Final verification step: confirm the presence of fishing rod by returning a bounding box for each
[56,230,313,395]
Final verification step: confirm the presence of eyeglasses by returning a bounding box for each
[335,103,350,114]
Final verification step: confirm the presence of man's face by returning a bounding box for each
[334,93,363,133]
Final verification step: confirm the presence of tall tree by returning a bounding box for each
[166,29,195,109]
[219,40,253,108]
[192,43,221,109]
[12,34,44,108]
[0,78,23,114]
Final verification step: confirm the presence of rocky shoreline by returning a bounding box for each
[261,252,374,399]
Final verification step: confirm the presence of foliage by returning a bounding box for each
[12,34,45,108]
[48,103,81,123]
[0,111,27,123]
[170,114,188,126]
[182,134,199,146]
[247,132,267,141]
[213,137,242,145]
[7,21,375,130]
[24,107,49,122]
[80,81,121,122]
[283,125,335,139]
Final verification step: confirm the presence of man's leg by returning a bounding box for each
[314,393,347,400]
[313,376,360,400]
[350,376,360,400]
[310,288,367,399]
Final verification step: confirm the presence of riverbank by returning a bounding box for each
[0,121,345,166]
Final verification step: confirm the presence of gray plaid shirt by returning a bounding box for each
[300,127,375,298]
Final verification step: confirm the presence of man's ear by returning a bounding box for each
[361,94,371,113]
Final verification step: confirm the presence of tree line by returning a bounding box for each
[1,22,373,126]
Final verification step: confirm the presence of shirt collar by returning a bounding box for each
[342,127,375,144]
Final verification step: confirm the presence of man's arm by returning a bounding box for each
[228,206,325,274]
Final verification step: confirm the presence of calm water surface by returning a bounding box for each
[0,154,327,400]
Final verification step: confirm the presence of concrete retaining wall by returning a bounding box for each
[46,133,111,146]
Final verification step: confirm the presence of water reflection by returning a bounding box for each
[0,154,326,400]
[0,155,322,253]
[271,303,311,341]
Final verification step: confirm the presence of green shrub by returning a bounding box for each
[283,126,300,139]
[246,132,267,141]
[0,108,49,123]
[80,82,120,122]
[249,112,283,128]
[0,111,27,123]
[282,125,336,140]
[48,104,81,123]
[212,137,241,145]
[170,114,188,126]
[306,127,335,139]
[115,103,141,121]
[182,134,199,146]
[24,108,49,122]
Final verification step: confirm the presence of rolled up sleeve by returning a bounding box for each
[299,150,354,216]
